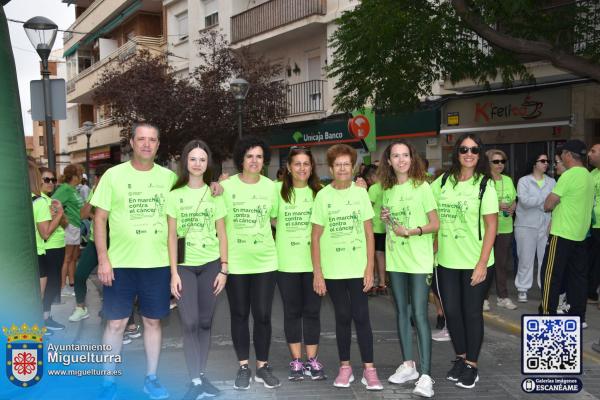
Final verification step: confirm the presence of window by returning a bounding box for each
[204,0,218,28]
[176,12,188,40]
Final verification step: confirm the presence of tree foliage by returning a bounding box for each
[328,0,600,113]
[93,31,286,163]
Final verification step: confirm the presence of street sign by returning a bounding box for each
[30,78,67,121]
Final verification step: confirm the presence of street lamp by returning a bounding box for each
[82,121,95,180]
[23,16,58,172]
[230,78,249,139]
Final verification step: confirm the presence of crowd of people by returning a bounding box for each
[27,122,600,400]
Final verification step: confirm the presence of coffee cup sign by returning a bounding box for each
[348,115,371,139]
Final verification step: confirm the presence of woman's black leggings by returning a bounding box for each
[43,247,65,313]
[325,278,374,363]
[436,265,494,363]
[226,271,276,362]
[276,271,321,345]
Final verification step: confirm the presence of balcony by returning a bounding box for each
[231,0,326,44]
[67,36,164,103]
[67,117,122,152]
[286,80,326,116]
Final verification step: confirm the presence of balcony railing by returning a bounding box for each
[67,117,116,144]
[231,0,326,43]
[286,80,325,116]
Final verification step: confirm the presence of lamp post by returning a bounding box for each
[24,16,58,172]
[230,78,249,139]
[83,121,95,180]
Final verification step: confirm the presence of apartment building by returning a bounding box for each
[164,0,442,178]
[62,0,166,177]
[438,2,600,178]
[30,49,71,175]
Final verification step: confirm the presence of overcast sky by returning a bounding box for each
[5,0,75,135]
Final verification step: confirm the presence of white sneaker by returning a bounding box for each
[388,363,419,384]
[557,294,570,314]
[497,298,518,310]
[431,328,451,342]
[582,322,588,329]
[413,374,434,398]
[517,291,527,303]
[483,299,490,311]
[68,306,89,322]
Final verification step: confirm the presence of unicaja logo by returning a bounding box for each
[3,324,45,387]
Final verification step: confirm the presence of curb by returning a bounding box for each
[483,311,600,366]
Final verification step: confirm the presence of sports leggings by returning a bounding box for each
[177,260,221,378]
[74,241,97,304]
[43,247,65,313]
[226,271,276,361]
[389,272,431,375]
[325,278,374,363]
[276,271,321,345]
[436,265,494,363]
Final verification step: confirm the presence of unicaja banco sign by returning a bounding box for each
[475,95,543,123]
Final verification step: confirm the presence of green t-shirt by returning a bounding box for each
[90,162,177,268]
[591,168,600,229]
[273,182,315,273]
[220,175,278,274]
[368,183,386,234]
[32,193,51,255]
[86,190,95,242]
[550,166,594,241]
[311,183,374,279]
[493,174,517,234]
[166,185,227,266]
[41,193,65,249]
[431,175,498,269]
[52,183,83,227]
[382,180,437,274]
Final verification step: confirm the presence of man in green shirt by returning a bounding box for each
[541,140,594,322]
[586,143,600,304]
[91,122,176,400]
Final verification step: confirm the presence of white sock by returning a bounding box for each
[192,378,202,386]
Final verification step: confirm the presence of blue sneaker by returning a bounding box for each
[98,382,117,400]
[143,375,169,399]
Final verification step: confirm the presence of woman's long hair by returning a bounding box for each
[28,160,42,196]
[281,147,322,203]
[172,140,214,191]
[447,133,490,187]
[378,140,427,190]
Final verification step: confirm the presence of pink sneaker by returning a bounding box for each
[333,365,354,388]
[361,367,383,390]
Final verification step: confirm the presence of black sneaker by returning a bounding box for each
[182,383,204,400]
[446,357,466,382]
[45,317,65,331]
[456,364,479,389]
[255,363,281,388]
[234,364,252,390]
[199,375,221,397]
[288,359,304,381]
[303,357,327,380]
[435,315,445,330]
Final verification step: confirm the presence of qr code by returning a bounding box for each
[522,315,581,374]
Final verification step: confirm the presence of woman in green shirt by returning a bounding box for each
[379,140,439,398]
[311,144,383,391]
[53,164,84,294]
[273,146,325,381]
[484,149,518,311]
[167,140,228,399]
[431,133,498,390]
[220,135,280,390]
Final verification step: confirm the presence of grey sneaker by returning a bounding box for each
[233,364,251,390]
[255,363,281,388]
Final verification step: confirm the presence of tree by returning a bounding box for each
[328,0,600,113]
[93,31,286,163]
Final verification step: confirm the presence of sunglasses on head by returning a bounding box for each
[491,159,506,165]
[536,159,549,164]
[42,177,57,184]
[458,146,481,155]
[290,145,311,153]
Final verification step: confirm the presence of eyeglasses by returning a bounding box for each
[42,177,57,184]
[491,159,506,165]
[333,162,353,170]
[458,146,481,155]
[536,159,549,164]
